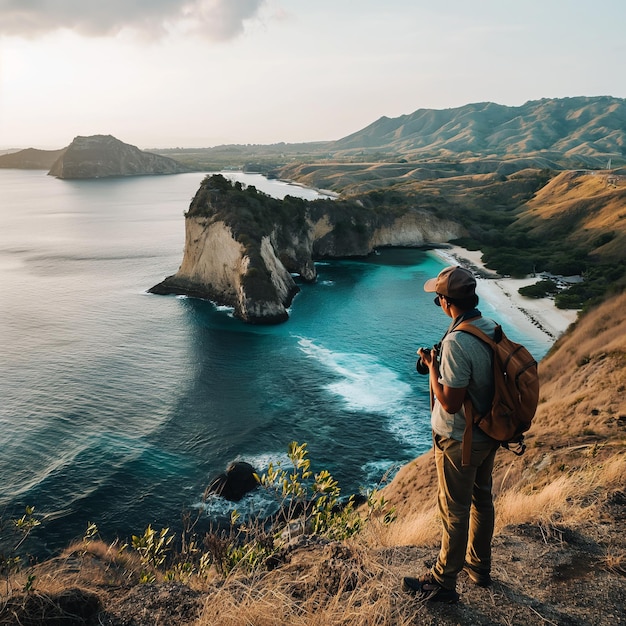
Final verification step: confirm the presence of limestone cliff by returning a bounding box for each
[149,174,464,324]
[48,135,190,179]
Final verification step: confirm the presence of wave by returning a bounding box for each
[295,337,428,450]
[214,304,235,313]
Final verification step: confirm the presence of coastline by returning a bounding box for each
[430,245,579,344]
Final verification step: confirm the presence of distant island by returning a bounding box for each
[47,135,191,179]
[0,134,190,179]
[0,147,65,169]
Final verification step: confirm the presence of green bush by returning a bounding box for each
[519,279,559,299]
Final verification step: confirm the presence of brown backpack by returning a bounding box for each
[454,322,540,466]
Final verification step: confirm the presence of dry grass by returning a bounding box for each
[194,545,417,626]
[197,578,402,626]
[495,453,626,531]
[521,171,626,258]
[358,505,439,551]
[379,444,625,550]
[602,551,626,576]
[0,587,101,625]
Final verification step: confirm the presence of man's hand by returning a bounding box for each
[417,345,438,369]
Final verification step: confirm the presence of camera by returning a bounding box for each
[415,342,440,375]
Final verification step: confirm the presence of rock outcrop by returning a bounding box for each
[149,174,463,323]
[48,134,190,179]
[204,461,259,502]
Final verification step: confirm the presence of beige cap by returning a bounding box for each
[424,265,476,299]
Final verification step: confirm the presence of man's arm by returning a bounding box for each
[417,346,467,413]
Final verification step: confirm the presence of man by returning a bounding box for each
[402,265,500,603]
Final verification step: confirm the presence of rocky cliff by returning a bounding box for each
[48,134,190,179]
[149,174,464,323]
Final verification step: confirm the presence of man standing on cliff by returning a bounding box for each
[402,265,500,603]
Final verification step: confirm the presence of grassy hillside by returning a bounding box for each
[518,170,626,261]
[479,170,626,307]
[2,294,624,625]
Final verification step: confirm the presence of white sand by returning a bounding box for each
[431,245,579,343]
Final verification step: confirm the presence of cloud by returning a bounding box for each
[0,0,267,40]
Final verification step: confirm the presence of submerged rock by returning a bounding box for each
[204,461,259,502]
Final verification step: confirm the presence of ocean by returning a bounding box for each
[0,169,549,556]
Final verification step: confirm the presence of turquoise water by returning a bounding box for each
[0,169,548,555]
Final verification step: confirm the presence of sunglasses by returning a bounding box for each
[434,294,444,306]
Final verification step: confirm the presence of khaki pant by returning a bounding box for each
[431,433,499,590]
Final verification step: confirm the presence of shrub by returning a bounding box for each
[519,279,559,299]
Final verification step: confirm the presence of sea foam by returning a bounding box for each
[296,337,429,450]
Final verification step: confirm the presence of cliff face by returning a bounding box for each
[149,174,464,323]
[48,135,190,179]
[152,217,299,324]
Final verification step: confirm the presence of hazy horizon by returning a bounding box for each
[1,0,625,151]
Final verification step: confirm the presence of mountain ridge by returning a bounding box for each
[0,147,65,169]
[330,96,625,164]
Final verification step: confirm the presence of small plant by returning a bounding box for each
[83,521,99,544]
[163,511,215,583]
[257,441,364,540]
[12,506,41,551]
[0,505,41,593]
[23,573,36,592]
[119,443,397,582]
[131,525,174,581]
[365,488,397,526]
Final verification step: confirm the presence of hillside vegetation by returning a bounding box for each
[518,170,626,261]
[274,162,626,310]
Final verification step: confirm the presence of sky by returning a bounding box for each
[1,0,625,150]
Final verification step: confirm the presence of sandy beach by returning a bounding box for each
[431,245,579,344]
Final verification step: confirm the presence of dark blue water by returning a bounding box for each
[0,169,548,556]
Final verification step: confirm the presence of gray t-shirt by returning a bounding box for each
[431,315,497,442]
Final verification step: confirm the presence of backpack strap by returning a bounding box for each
[452,321,500,467]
